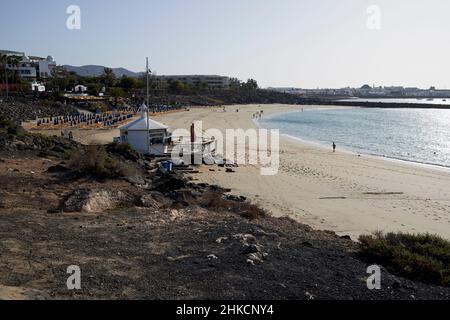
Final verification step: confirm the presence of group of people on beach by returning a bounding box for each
[61,128,74,140]
[252,110,264,119]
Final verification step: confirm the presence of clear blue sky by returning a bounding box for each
[1,0,449,88]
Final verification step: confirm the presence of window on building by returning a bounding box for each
[149,131,165,144]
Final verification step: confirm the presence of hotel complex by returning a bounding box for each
[0,49,56,80]
[155,75,231,89]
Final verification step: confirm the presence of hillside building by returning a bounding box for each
[156,75,231,89]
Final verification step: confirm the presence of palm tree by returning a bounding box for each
[8,55,21,89]
[103,67,113,75]
[0,54,9,98]
[102,67,116,88]
[49,66,67,92]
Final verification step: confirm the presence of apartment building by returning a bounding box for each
[1,49,56,80]
[156,75,231,89]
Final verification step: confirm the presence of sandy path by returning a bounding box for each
[155,104,450,240]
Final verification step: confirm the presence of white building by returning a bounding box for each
[1,50,56,80]
[156,75,231,89]
[6,55,37,79]
[74,85,88,93]
[36,56,56,78]
[119,111,171,155]
[31,81,45,92]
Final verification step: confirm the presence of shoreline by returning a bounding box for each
[254,110,450,174]
[19,103,450,239]
[157,104,450,240]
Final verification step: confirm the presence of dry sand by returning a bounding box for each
[155,104,450,240]
[24,126,122,145]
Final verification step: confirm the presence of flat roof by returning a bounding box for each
[156,75,228,78]
[0,49,24,56]
[28,56,45,60]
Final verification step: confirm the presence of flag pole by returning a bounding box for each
[146,57,150,155]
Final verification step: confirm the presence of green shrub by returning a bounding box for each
[6,126,19,135]
[0,115,13,129]
[359,231,450,286]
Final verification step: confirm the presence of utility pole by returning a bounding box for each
[146,57,150,155]
[5,66,9,100]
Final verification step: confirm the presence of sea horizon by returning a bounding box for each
[338,97,450,105]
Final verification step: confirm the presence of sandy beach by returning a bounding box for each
[26,104,450,240]
[154,104,450,240]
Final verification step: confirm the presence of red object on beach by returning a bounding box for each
[190,123,195,143]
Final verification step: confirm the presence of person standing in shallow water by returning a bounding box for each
[333,142,336,152]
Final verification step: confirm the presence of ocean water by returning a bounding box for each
[338,98,450,105]
[259,108,450,168]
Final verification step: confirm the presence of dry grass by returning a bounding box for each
[0,115,22,135]
[106,142,140,161]
[69,145,134,179]
[198,190,266,220]
[359,231,450,286]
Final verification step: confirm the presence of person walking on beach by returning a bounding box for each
[332,142,336,153]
